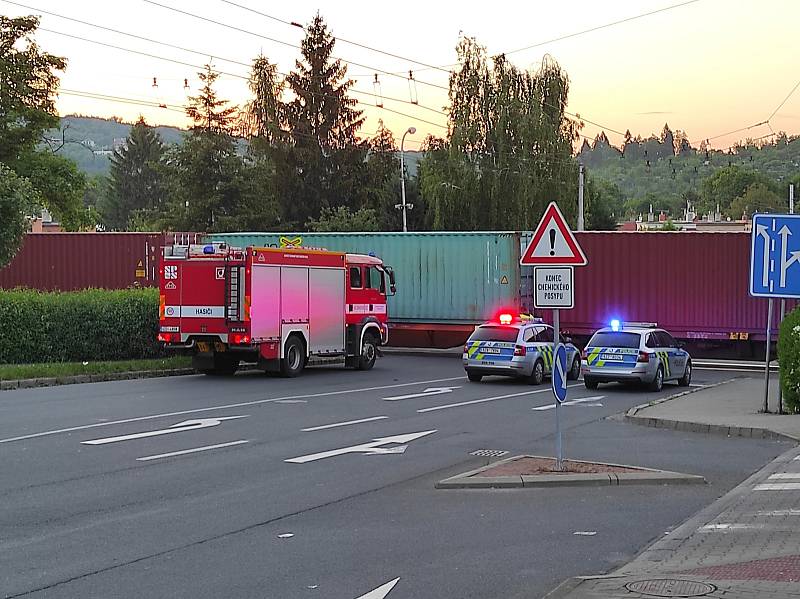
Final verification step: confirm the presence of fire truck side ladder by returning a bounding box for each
[225,261,245,323]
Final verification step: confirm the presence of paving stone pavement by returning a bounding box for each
[547,444,800,598]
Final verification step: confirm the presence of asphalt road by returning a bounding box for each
[0,356,789,599]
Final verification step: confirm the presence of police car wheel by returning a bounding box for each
[568,358,580,381]
[679,361,692,387]
[649,366,664,392]
[467,371,483,383]
[584,377,598,390]
[528,360,544,385]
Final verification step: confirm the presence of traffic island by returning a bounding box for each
[436,455,705,489]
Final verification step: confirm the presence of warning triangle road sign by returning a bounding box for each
[521,202,587,266]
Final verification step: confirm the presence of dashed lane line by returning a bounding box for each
[0,376,466,445]
[136,440,250,461]
[301,416,389,432]
[417,383,583,413]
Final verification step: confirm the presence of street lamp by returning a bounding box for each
[396,126,416,232]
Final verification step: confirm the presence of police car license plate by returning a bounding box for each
[481,348,501,354]
[600,354,624,361]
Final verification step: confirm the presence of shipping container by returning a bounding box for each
[548,231,791,344]
[0,232,202,292]
[210,231,785,352]
[209,232,524,347]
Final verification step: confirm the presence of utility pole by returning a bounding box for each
[778,183,795,414]
[577,164,585,231]
[396,127,416,232]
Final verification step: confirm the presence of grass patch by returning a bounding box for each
[0,356,192,381]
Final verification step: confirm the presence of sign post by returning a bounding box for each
[522,202,587,470]
[749,212,800,413]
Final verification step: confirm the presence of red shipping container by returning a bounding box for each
[552,232,791,342]
[0,232,202,292]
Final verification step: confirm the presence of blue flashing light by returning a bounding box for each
[610,319,621,332]
[203,245,215,254]
[368,251,376,257]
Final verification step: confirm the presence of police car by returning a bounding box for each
[581,320,692,392]
[463,313,581,384]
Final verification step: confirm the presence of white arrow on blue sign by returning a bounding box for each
[552,343,568,403]
[750,213,800,298]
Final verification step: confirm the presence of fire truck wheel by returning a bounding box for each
[281,336,306,378]
[357,332,379,371]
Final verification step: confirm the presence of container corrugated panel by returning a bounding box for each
[0,233,166,291]
[521,231,790,341]
[209,232,523,323]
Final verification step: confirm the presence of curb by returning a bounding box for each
[623,379,800,443]
[382,347,462,358]
[435,454,705,489]
[0,368,197,391]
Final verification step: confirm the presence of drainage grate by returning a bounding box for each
[470,449,509,458]
[624,579,716,597]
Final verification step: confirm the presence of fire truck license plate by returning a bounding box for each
[196,342,211,353]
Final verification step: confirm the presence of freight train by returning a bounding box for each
[0,231,783,357]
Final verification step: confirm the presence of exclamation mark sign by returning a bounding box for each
[549,229,556,256]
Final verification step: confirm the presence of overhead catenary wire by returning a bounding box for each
[139,0,450,92]
[35,27,450,132]
[216,0,453,74]
[8,1,449,118]
[503,0,702,56]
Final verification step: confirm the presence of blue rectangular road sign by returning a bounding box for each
[750,213,800,299]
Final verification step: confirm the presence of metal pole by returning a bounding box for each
[553,308,563,471]
[764,299,773,413]
[779,184,795,414]
[400,146,408,233]
[577,164,585,231]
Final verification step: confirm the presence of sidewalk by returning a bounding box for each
[626,376,800,442]
[546,377,800,599]
[546,444,800,599]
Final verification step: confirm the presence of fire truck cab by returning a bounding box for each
[158,243,396,377]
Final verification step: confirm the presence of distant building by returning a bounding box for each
[29,209,63,233]
[617,202,751,232]
[112,137,127,150]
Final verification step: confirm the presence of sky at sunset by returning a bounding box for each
[3,0,798,151]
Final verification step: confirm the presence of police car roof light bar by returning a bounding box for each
[626,322,658,328]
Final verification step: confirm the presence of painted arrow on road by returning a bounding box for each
[383,386,460,401]
[285,430,436,464]
[532,396,605,411]
[355,577,400,599]
[81,416,248,445]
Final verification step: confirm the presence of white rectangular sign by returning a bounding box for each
[534,267,574,309]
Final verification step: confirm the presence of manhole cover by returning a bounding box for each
[625,579,716,597]
[470,449,509,457]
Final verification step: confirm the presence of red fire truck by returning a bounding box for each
[158,243,396,376]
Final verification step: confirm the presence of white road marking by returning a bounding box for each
[689,384,705,388]
[355,578,400,599]
[277,533,294,539]
[768,473,800,480]
[532,396,605,411]
[82,416,248,445]
[301,416,389,432]
[698,523,758,531]
[286,430,436,464]
[135,440,249,461]
[274,399,308,404]
[754,483,800,491]
[383,386,460,401]
[573,531,597,536]
[417,383,582,413]
[754,509,800,516]
[0,376,465,445]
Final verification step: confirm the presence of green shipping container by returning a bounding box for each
[208,232,523,324]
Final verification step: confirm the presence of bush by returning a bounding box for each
[0,288,163,364]
[778,307,800,413]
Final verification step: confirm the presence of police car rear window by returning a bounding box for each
[469,326,519,342]
[588,332,641,348]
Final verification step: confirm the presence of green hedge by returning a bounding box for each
[779,307,800,414]
[0,288,163,364]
